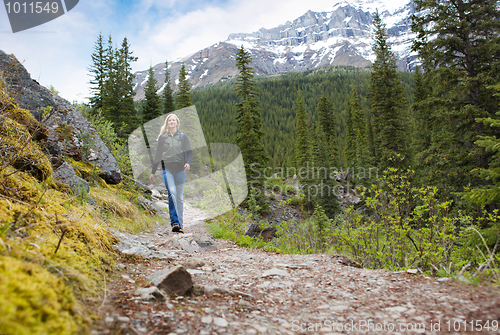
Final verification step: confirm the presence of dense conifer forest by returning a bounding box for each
[192,66,415,169]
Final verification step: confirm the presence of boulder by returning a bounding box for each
[53,162,96,205]
[244,223,261,237]
[53,162,89,193]
[148,265,193,296]
[0,50,122,184]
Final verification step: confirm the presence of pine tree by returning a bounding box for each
[237,98,265,177]
[344,94,356,167]
[162,61,175,114]
[345,88,370,168]
[101,35,119,126]
[116,37,139,136]
[318,93,333,139]
[411,0,500,198]
[101,36,139,138]
[234,46,267,208]
[366,112,375,164]
[369,10,409,170]
[311,118,339,217]
[88,32,107,112]
[317,93,339,166]
[351,87,370,168]
[176,63,192,109]
[295,90,310,171]
[461,87,500,206]
[295,90,313,207]
[142,66,161,123]
[411,66,432,171]
[235,46,263,136]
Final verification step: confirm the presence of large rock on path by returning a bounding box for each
[148,265,193,296]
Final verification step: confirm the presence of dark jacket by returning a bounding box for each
[151,130,193,174]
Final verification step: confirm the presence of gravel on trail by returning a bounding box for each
[91,204,500,335]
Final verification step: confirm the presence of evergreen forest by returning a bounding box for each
[191,66,415,169]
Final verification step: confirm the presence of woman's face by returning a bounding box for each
[167,116,178,129]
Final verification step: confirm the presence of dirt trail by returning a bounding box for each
[92,204,500,335]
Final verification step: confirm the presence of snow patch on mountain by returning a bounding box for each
[132,0,418,100]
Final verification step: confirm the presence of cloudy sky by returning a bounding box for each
[1,0,337,102]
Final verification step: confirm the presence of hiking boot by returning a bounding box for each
[178,227,184,234]
[172,224,180,232]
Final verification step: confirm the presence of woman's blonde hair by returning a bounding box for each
[157,113,180,140]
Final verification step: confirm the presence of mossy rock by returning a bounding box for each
[70,160,105,186]
[7,107,48,141]
[0,117,52,181]
[0,80,48,141]
[0,79,18,112]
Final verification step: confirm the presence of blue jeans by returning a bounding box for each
[161,169,186,228]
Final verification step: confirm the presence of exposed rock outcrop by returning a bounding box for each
[0,50,122,184]
[52,161,97,205]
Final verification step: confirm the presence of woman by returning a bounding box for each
[150,114,192,233]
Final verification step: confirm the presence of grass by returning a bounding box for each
[206,208,281,253]
[89,185,162,234]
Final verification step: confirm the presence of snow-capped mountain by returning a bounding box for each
[133,0,417,100]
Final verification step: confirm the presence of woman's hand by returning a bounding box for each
[184,163,190,172]
[150,173,154,183]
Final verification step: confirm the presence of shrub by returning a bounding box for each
[331,168,479,272]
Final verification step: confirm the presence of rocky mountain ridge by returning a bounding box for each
[133,0,416,100]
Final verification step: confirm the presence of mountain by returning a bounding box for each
[133,0,416,100]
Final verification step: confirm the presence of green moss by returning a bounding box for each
[0,166,41,202]
[6,106,47,141]
[70,160,107,186]
[0,79,18,113]
[0,79,135,334]
[0,117,52,181]
[0,256,81,335]
[0,185,117,332]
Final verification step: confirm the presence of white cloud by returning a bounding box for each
[0,0,338,103]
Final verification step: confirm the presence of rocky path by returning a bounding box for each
[92,204,500,335]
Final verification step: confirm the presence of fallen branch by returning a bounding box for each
[54,214,67,255]
[458,262,471,276]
